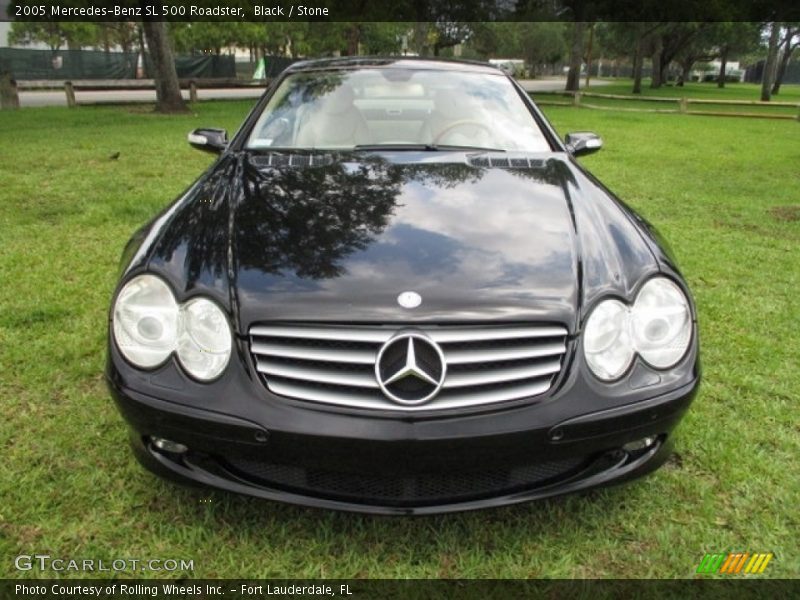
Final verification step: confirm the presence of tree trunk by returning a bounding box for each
[1,72,20,110]
[650,34,663,88]
[565,21,586,92]
[136,24,146,79]
[760,23,781,102]
[771,34,797,95]
[142,21,187,113]
[717,47,728,88]
[584,23,595,89]
[412,22,430,57]
[632,48,643,94]
[632,23,645,94]
[345,24,360,56]
[678,58,693,87]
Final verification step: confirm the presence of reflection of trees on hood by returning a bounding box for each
[150,157,236,285]
[236,156,494,280]
[398,162,485,189]
[153,150,572,290]
[236,156,404,279]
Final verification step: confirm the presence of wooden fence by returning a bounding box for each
[532,90,800,121]
[1,77,270,108]
[3,78,799,120]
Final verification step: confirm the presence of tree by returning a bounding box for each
[630,23,662,94]
[712,22,761,88]
[109,22,139,56]
[761,22,781,101]
[9,22,100,53]
[594,22,641,79]
[584,22,596,87]
[565,21,586,91]
[171,23,241,55]
[404,21,473,57]
[772,24,800,94]
[360,24,408,55]
[673,27,718,86]
[648,23,709,89]
[519,23,567,77]
[649,30,664,88]
[467,23,565,76]
[142,21,186,113]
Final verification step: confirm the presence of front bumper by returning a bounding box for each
[107,366,699,515]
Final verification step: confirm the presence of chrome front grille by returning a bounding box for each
[249,323,569,411]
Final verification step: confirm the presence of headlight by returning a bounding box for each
[630,278,691,369]
[584,298,635,380]
[176,297,232,381]
[584,277,692,380]
[112,275,232,380]
[113,274,179,368]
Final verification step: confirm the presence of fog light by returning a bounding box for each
[622,436,656,452]
[151,437,188,454]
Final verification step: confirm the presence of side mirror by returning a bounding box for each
[565,132,603,157]
[188,128,228,154]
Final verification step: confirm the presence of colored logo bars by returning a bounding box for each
[696,552,773,575]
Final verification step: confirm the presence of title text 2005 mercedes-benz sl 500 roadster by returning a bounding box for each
[106,58,700,514]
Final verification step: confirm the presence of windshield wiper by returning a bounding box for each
[353,144,506,153]
[433,144,506,153]
[353,143,440,151]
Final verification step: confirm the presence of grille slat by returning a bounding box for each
[444,359,561,388]
[428,326,566,343]
[251,341,376,364]
[250,323,568,411]
[264,377,555,411]
[446,341,566,364]
[256,360,379,389]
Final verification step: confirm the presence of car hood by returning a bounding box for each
[143,152,659,334]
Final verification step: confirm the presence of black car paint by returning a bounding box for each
[107,58,700,514]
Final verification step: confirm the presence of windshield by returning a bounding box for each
[246,67,551,152]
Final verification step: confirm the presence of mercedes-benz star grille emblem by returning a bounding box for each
[375,332,446,405]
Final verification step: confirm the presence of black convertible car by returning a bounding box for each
[106,58,700,514]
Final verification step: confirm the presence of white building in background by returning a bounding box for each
[692,60,745,82]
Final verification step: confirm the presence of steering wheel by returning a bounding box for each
[433,120,493,145]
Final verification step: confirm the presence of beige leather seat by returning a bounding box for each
[296,84,370,148]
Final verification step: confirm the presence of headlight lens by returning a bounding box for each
[583,277,692,380]
[112,275,232,380]
[630,278,691,369]
[112,274,179,368]
[176,298,232,381]
[584,299,635,380]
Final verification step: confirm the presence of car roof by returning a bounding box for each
[284,56,504,75]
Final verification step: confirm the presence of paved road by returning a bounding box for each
[17,78,607,108]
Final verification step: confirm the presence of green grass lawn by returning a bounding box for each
[1,101,798,579]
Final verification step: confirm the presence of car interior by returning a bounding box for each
[248,69,551,152]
